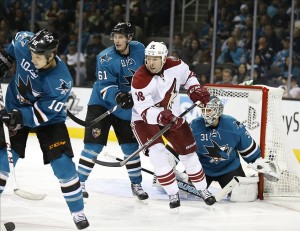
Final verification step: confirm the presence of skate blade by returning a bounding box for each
[170,207,180,214]
[134,197,149,205]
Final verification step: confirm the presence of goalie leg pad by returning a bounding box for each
[230,176,259,202]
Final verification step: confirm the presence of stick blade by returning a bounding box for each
[93,159,123,167]
[14,188,46,200]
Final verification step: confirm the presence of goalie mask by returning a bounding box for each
[145,41,168,73]
[199,96,224,127]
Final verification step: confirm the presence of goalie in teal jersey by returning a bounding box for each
[167,96,279,202]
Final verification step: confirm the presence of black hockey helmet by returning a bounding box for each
[111,22,134,37]
[28,29,59,58]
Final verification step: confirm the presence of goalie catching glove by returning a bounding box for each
[187,85,210,106]
[157,109,184,130]
[115,91,133,109]
[248,157,280,182]
[0,51,14,79]
[0,109,23,130]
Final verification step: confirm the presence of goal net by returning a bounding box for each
[204,84,300,199]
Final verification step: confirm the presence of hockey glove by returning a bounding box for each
[247,157,280,182]
[115,92,134,109]
[0,51,14,80]
[0,109,23,130]
[187,85,210,106]
[157,109,184,130]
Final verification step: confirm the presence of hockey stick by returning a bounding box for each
[214,177,239,201]
[0,84,46,200]
[102,152,203,198]
[67,105,118,128]
[93,101,201,167]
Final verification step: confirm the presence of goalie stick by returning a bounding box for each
[214,177,239,202]
[93,101,201,167]
[0,84,46,200]
[67,105,118,128]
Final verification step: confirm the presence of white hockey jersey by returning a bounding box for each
[131,57,200,124]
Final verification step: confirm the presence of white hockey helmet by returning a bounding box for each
[145,41,168,61]
[199,96,224,126]
[145,41,168,73]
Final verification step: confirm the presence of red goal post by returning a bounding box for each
[204,84,300,200]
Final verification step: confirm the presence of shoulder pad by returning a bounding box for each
[162,57,182,70]
[132,65,153,89]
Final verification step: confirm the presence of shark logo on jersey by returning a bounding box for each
[100,54,112,64]
[234,121,244,129]
[16,76,41,105]
[210,129,221,139]
[122,68,135,87]
[204,140,231,164]
[56,79,71,95]
[15,31,33,42]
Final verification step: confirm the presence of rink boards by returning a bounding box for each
[1,84,300,163]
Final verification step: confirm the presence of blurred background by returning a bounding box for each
[1,0,300,99]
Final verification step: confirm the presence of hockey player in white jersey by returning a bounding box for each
[131,41,216,208]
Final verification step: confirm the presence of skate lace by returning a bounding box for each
[72,211,87,223]
[152,175,157,185]
[169,193,179,203]
[200,189,212,200]
[132,184,145,195]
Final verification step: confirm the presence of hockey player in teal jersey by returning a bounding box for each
[77,22,148,201]
[0,30,89,229]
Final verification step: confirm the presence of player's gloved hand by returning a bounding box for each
[157,109,184,130]
[248,157,280,182]
[0,109,23,130]
[0,51,14,80]
[187,85,210,106]
[115,91,134,109]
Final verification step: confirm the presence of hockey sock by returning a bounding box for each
[121,143,142,184]
[77,143,104,182]
[51,154,84,212]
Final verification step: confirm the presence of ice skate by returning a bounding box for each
[199,189,216,205]
[72,210,89,230]
[131,183,149,201]
[169,192,180,209]
[80,182,89,198]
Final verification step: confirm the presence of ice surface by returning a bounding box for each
[1,136,300,231]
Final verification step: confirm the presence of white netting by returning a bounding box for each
[206,85,300,197]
